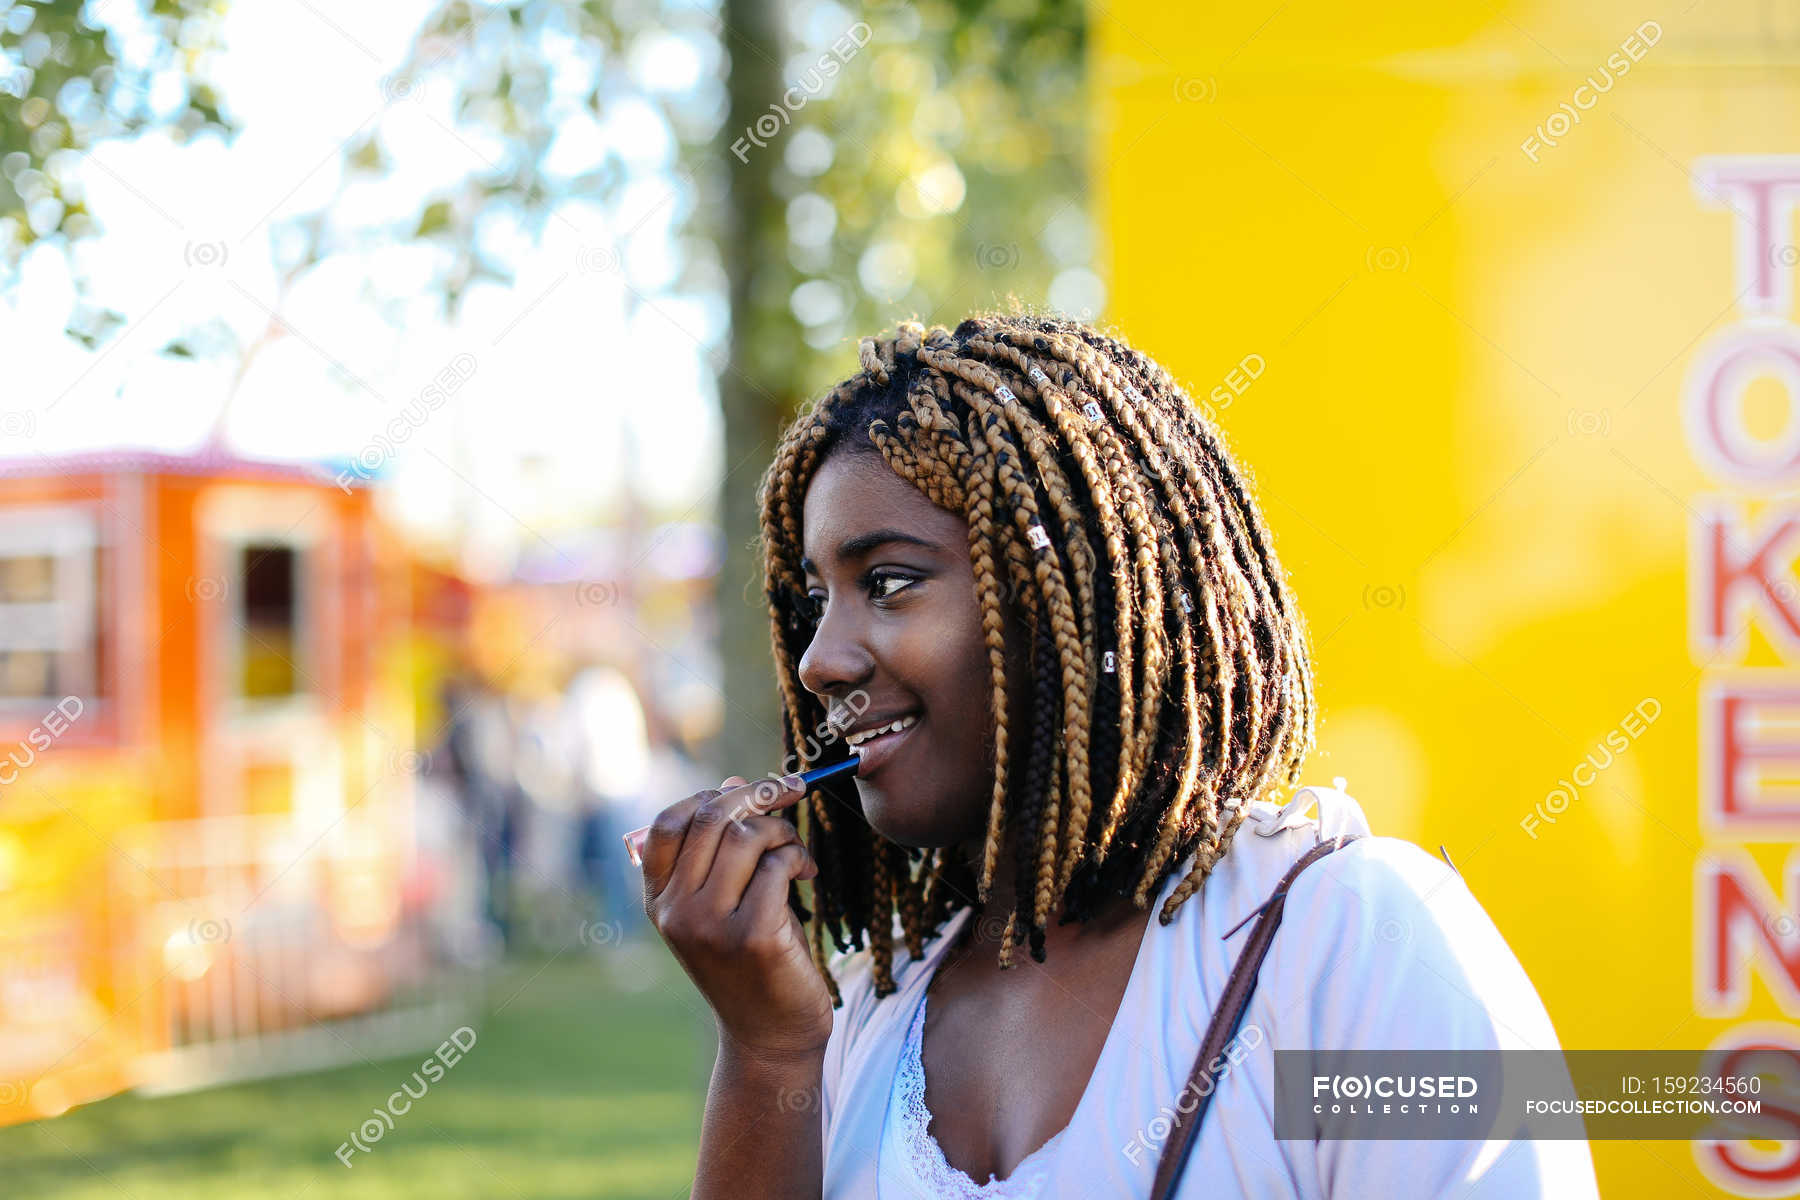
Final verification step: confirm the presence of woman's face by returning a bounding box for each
[797,448,1024,848]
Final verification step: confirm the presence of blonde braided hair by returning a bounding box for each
[756,313,1316,1002]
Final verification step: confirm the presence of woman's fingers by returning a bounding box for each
[693,813,808,907]
[638,791,716,903]
[637,779,765,898]
[734,842,818,927]
[668,775,807,897]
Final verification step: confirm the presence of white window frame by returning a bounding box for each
[0,504,100,713]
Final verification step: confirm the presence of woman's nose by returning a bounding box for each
[797,603,874,699]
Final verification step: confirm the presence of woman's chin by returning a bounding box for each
[857,787,956,850]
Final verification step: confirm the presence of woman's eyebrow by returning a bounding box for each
[799,529,944,575]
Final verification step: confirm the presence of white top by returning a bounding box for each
[884,986,1067,1197]
[818,780,1602,1199]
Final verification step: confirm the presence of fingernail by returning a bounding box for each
[782,773,805,791]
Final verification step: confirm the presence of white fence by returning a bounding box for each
[109,807,488,1095]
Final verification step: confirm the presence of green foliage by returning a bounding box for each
[0,0,1089,383]
[0,0,230,267]
[357,0,1088,374]
[743,0,1090,392]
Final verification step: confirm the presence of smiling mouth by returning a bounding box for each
[843,712,920,776]
[846,713,919,749]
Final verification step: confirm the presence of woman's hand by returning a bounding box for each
[639,774,834,1061]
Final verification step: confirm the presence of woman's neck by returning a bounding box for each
[946,833,1144,967]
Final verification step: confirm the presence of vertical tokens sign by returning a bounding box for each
[1689,157,1800,1194]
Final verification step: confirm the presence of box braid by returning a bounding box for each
[756,313,1316,1003]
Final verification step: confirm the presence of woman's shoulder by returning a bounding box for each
[1236,787,1599,1194]
[1197,776,1485,929]
[1142,777,1404,950]
[821,906,968,1064]
[1239,778,1468,925]
[824,904,967,1016]
[1235,779,1567,1054]
[819,906,969,1145]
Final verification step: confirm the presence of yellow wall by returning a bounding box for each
[1097,4,1800,1193]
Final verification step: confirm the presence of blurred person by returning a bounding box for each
[642,707,716,832]
[516,690,579,813]
[442,677,526,949]
[633,315,1599,1198]
[499,683,590,951]
[565,663,653,941]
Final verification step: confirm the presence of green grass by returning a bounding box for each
[0,946,716,1199]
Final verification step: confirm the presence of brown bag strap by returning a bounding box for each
[1148,834,1363,1200]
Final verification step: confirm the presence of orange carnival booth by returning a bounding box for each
[0,448,468,1124]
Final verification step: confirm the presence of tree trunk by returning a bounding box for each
[712,0,791,777]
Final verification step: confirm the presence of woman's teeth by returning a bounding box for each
[846,713,918,748]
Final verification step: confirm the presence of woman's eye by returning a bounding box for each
[870,573,915,601]
[801,573,915,620]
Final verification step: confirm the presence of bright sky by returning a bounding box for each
[0,0,723,577]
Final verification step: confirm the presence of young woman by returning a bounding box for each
[637,314,1599,1198]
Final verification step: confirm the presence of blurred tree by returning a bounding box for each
[710,0,1089,771]
[367,0,1088,769]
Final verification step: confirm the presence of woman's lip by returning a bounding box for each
[848,715,919,777]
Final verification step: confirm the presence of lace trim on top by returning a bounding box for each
[891,987,1068,1198]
